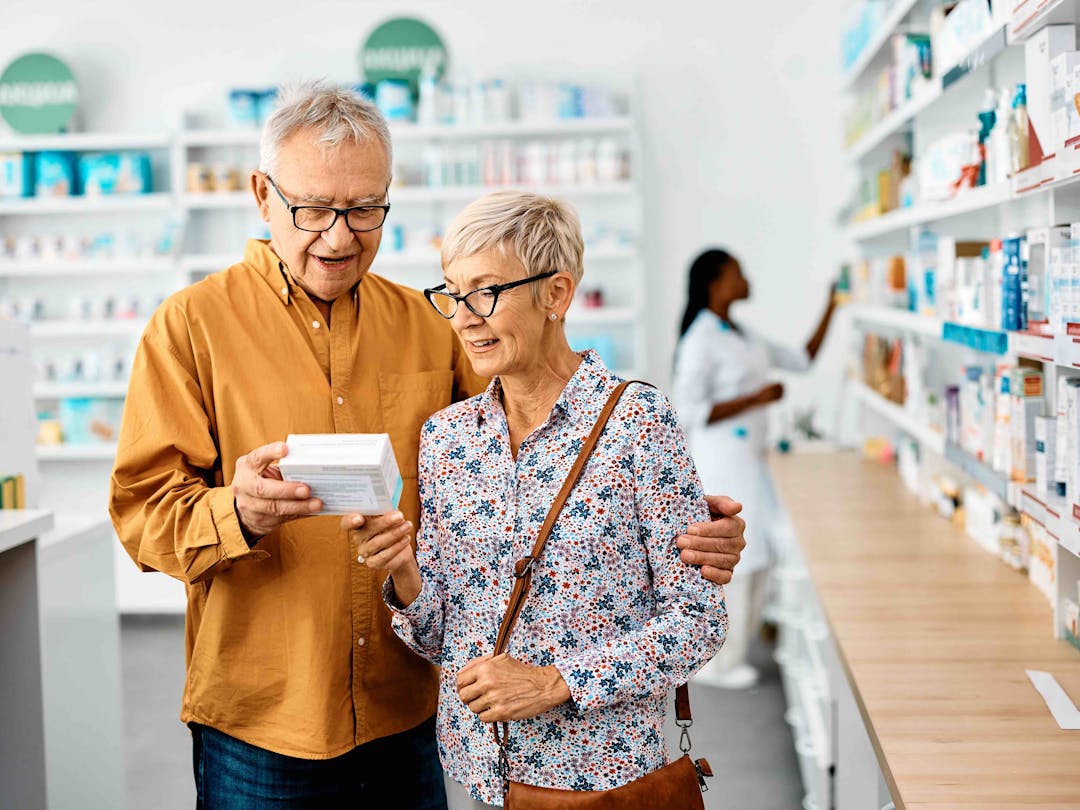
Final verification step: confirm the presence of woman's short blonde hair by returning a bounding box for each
[441,191,585,291]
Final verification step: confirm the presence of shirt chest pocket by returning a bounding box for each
[378,369,455,479]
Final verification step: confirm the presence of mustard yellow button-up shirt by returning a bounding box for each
[109,239,486,758]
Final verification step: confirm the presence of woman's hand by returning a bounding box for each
[340,511,421,606]
[457,654,571,722]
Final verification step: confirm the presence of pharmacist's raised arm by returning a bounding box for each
[108,325,311,585]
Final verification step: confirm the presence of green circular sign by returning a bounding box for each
[0,53,78,134]
[360,17,448,96]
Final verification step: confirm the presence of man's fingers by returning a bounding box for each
[679,549,740,570]
[245,442,288,471]
[700,565,733,586]
[676,535,725,553]
[243,495,323,519]
[247,475,309,501]
[703,494,742,517]
[685,513,746,539]
[340,513,366,532]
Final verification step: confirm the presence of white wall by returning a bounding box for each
[3,0,849,435]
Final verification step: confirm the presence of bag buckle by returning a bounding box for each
[513,556,535,578]
[676,718,693,754]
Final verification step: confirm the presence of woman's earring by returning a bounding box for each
[549,312,559,321]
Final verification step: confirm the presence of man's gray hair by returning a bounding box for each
[259,80,393,180]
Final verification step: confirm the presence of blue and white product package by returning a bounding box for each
[34,151,78,196]
[1002,235,1027,331]
[226,89,260,129]
[255,88,279,126]
[374,79,414,121]
[278,433,402,515]
[0,153,34,197]
[79,152,153,195]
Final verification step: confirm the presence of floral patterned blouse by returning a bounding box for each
[384,350,728,805]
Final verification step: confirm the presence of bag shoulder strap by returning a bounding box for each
[491,379,692,727]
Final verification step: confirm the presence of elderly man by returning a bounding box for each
[109,81,747,809]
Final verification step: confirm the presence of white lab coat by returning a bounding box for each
[672,309,810,574]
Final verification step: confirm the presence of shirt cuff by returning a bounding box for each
[381,574,437,617]
[553,653,611,714]
[208,486,270,563]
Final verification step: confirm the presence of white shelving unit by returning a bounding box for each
[841,0,921,90]
[0,193,173,215]
[843,0,1080,652]
[35,443,118,462]
[0,257,175,277]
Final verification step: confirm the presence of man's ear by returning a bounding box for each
[251,171,270,223]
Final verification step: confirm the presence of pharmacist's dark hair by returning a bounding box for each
[679,248,736,337]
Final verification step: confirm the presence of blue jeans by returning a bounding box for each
[191,716,447,809]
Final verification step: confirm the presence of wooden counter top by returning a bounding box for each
[771,451,1080,809]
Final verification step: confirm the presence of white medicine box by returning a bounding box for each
[1026,25,1077,169]
[278,433,402,515]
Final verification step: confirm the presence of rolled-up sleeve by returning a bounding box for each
[385,423,447,664]
[109,320,266,586]
[554,389,728,713]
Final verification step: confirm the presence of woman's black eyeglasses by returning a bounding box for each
[424,271,558,319]
[264,174,390,233]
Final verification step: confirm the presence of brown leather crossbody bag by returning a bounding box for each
[493,380,714,809]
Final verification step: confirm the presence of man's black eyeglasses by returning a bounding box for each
[264,174,390,233]
[424,271,558,319]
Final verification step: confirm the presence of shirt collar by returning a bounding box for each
[476,349,616,432]
[244,238,363,308]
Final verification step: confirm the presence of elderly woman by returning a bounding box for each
[348,191,727,808]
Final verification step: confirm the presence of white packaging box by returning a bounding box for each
[278,433,402,515]
[1011,369,1044,483]
[1026,25,1077,179]
[1051,52,1080,155]
[1027,225,1071,329]
[1070,379,1080,506]
[1036,415,1057,499]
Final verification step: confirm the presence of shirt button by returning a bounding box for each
[312,321,321,329]
[357,636,366,647]
[336,396,344,405]
[280,286,288,296]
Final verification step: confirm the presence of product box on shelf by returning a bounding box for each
[1036,415,1058,499]
[1010,368,1044,483]
[1025,25,1077,179]
[1027,225,1070,333]
[1028,516,1057,604]
[0,153,33,198]
[79,152,153,195]
[1051,52,1080,155]
[34,151,77,197]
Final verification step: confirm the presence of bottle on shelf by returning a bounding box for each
[1008,84,1030,175]
[978,89,997,187]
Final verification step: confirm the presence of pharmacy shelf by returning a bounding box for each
[35,444,117,462]
[851,380,946,454]
[845,182,1013,240]
[179,253,241,275]
[1011,0,1078,41]
[942,322,1010,355]
[0,193,174,216]
[0,258,175,277]
[845,86,942,161]
[33,382,128,399]
[391,117,635,140]
[841,0,921,90]
[0,132,171,152]
[28,319,146,339]
[178,117,636,149]
[944,443,1015,503]
[181,183,636,210]
[850,305,943,338]
[940,25,1009,90]
[1021,488,1080,558]
[1011,331,1058,362]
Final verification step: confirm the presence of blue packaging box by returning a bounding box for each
[226,89,260,129]
[35,151,78,197]
[0,152,34,198]
[79,152,153,195]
